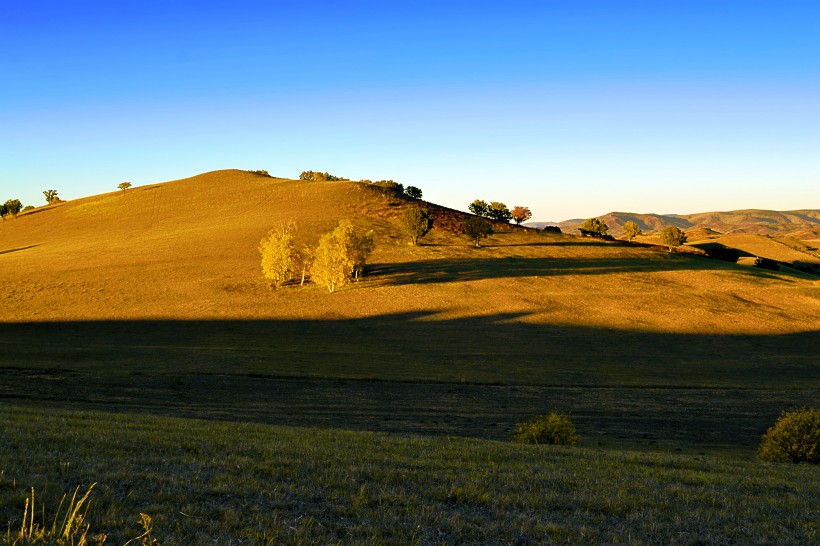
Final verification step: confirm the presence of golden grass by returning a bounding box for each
[1,169,819,335]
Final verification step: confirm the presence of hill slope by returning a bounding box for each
[1,169,817,333]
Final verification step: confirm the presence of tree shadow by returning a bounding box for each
[0,244,40,255]
[368,254,782,286]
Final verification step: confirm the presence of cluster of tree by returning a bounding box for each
[259,220,375,293]
[468,200,510,222]
[299,171,348,181]
[468,200,531,224]
[247,170,271,177]
[1,199,23,220]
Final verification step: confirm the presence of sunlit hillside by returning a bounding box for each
[1,169,819,335]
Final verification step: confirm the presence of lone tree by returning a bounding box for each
[310,220,375,292]
[487,202,512,223]
[3,199,22,219]
[511,206,532,225]
[623,221,643,240]
[462,217,493,247]
[404,186,423,199]
[468,199,489,217]
[43,189,59,204]
[259,223,297,289]
[660,225,687,252]
[118,182,132,192]
[579,217,609,237]
[401,207,433,246]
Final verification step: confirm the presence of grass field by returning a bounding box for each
[1,170,818,542]
[1,406,817,545]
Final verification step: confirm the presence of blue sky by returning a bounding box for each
[2,1,818,221]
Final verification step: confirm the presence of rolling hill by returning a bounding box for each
[552,208,820,240]
[0,169,818,454]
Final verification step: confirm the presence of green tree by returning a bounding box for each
[487,202,512,222]
[4,199,22,218]
[468,199,489,217]
[511,206,532,225]
[43,190,59,204]
[259,223,297,289]
[623,221,643,240]
[660,225,687,252]
[404,186,423,199]
[462,217,493,247]
[400,207,433,246]
[579,217,609,237]
[118,182,132,192]
[0,202,7,220]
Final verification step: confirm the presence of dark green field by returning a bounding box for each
[1,317,817,454]
[1,406,818,545]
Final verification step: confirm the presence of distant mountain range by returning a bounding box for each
[528,209,820,240]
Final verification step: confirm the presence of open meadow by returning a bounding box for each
[1,170,818,542]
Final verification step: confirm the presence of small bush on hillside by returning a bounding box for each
[248,170,271,177]
[758,408,820,464]
[754,257,779,271]
[512,412,580,446]
[541,226,561,234]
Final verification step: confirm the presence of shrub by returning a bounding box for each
[541,226,561,234]
[248,170,270,177]
[512,412,580,446]
[758,408,820,464]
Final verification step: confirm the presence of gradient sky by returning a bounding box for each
[2,0,818,221]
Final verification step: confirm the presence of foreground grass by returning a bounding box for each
[1,407,817,544]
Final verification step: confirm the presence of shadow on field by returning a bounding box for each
[370,254,740,285]
[0,244,40,255]
[0,315,817,452]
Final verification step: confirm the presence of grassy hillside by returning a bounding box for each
[1,169,818,453]
[1,406,817,545]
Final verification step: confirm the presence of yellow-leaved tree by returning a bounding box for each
[310,220,374,292]
[259,223,296,289]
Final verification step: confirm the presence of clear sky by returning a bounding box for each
[2,0,818,221]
